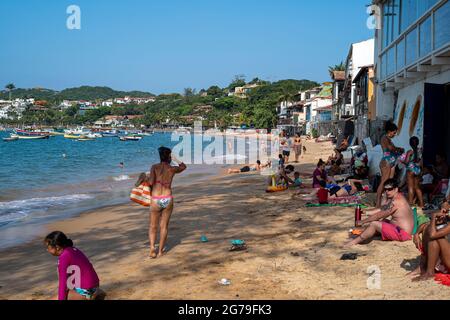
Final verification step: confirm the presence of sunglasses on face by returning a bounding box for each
[384,187,394,192]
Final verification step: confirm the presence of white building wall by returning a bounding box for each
[369,67,450,175]
[347,39,375,115]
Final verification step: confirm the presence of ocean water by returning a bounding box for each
[0,131,268,248]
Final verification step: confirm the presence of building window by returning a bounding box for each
[380,54,386,80]
[401,0,418,32]
[418,0,439,18]
[383,0,401,49]
[401,0,440,33]
[405,27,418,66]
[387,46,396,76]
[397,38,405,69]
[419,16,432,57]
[434,0,450,50]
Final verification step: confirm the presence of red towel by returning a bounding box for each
[435,273,450,286]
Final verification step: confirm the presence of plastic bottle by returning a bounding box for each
[355,205,362,227]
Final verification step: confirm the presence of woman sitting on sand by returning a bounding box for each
[45,231,102,300]
[412,199,450,281]
[312,159,332,188]
[148,147,187,258]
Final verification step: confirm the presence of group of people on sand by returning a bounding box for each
[279,130,305,164]
[46,146,187,300]
[340,120,450,281]
[41,122,450,299]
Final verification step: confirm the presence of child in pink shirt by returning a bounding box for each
[45,231,100,300]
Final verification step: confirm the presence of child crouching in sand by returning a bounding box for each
[45,231,104,300]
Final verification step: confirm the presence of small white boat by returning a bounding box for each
[119,135,142,141]
[3,136,19,142]
[11,133,49,140]
[77,137,95,141]
[87,133,103,138]
[76,134,95,141]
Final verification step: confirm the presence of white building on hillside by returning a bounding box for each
[101,100,114,107]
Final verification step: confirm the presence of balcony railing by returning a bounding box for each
[378,0,450,83]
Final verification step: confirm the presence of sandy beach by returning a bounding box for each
[1,139,449,300]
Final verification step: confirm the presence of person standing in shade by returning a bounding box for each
[376,121,404,208]
[404,136,424,208]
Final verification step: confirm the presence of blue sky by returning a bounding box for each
[0,0,374,94]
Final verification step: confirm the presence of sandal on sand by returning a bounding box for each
[229,244,248,252]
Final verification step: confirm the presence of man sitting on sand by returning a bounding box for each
[345,179,414,247]
[228,160,270,174]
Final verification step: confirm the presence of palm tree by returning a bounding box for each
[5,83,16,101]
[328,62,345,78]
[278,88,294,110]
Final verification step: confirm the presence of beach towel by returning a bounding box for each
[130,182,152,207]
[306,203,368,208]
[435,273,450,286]
[328,195,362,204]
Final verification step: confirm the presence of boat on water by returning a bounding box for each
[119,135,142,141]
[2,135,19,142]
[48,128,66,136]
[77,136,96,141]
[87,133,103,138]
[11,133,49,140]
[13,129,51,139]
[64,134,81,139]
[15,129,51,137]
[101,130,119,137]
[64,127,91,136]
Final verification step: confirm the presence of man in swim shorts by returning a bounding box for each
[345,178,414,247]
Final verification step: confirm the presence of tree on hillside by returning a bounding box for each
[5,83,16,101]
[183,88,196,98]
[253,102,277,130]
[278,87,295,109]
[249,77,261,85]
[328,62,345,77]
[227,75,246,91]
[206,85,224,97]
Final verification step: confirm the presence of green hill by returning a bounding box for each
[0,86,155,102]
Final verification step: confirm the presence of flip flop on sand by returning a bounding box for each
[229,244,247,252]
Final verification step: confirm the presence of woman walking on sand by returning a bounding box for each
[293,134,302,163]
[376,121,404,208]
[148,147,187,258]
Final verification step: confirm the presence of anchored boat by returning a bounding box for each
[2,135,19,142]
[119,135,142,141]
